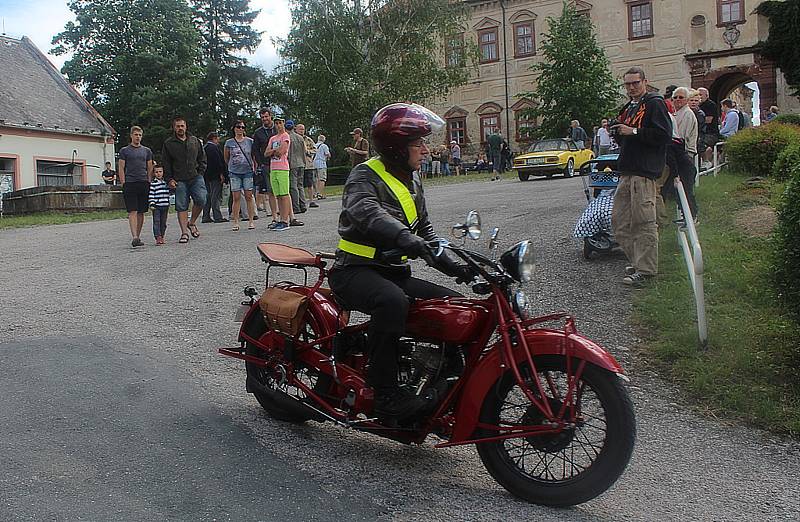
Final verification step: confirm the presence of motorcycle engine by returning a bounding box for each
[398,340,463,398]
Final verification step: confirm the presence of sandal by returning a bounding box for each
[188,223,200,238]
[178,233,190,244]
[248,222,256,230]
[232,223,240,231]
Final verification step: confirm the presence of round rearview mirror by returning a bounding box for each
[466,210,481,240]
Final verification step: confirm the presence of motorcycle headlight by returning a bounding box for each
[499,240,535,282]
[514,290,531,320]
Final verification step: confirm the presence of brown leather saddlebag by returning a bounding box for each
[259,287,309,336]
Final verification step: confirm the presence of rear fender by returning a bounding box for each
[449,328,624,443]
[238,285,343,344]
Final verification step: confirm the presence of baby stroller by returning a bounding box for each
[574,154,620,260]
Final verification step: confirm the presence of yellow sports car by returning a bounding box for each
[513,138,594,181]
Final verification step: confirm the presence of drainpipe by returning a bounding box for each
[500,0,511,145]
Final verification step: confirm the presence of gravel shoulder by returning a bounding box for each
[1,175,798,521]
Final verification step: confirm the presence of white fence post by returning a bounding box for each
[674,177,708,348]
[696,141,726,184]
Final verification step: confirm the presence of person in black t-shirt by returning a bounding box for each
[698,88,719,167]
[252,107,277,222]
[101,162,117,185]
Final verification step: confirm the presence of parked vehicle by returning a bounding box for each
[220,211,636,506]
[512,138,594,181]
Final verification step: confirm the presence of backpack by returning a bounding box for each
[737,110,747,130]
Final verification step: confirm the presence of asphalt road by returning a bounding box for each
[1,174,799,521]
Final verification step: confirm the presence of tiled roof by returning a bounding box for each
[0,36,115,136]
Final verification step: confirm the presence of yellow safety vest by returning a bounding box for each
[338,158,418,259]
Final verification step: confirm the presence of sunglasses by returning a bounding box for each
[673,95,686,100]
[235,125,245,129]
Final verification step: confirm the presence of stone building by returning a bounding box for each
[0,35,116,197]
[429,0,800,155]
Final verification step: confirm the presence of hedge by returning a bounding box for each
[772,140,800,181]
[724,123,800,176]
[773,113,800,126]
[774,168,800,318]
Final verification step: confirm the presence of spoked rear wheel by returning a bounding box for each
[245,313,332,423]
[476,355,635,506]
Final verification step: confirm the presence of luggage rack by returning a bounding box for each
[257,242,336,287]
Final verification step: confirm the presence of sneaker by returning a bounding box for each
[624,265,636,276]
[289,219,304,227]
[131,238,144,247]
[252,215,259,220]
[214,218,229,223]
[272,221,289,231]
[622,271,653,288]
[267,220,279,230]
[373,387,431,421]
[309,201,319,208]
[201,218,213,223]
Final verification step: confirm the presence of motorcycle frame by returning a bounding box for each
[220,253,624,448]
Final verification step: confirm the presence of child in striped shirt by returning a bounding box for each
[149,165,170,244]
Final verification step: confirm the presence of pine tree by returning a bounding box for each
[520,2,620,140]
[191,0,263,133]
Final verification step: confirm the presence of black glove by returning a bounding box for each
[396,230,433,264]
[435,249,474,284]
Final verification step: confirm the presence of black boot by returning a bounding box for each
[367,331,429,421]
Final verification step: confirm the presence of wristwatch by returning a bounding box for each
[632,128,638,136]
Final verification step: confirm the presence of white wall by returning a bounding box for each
[0,130,114,190]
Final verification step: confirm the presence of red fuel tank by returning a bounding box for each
[405,298,493,344]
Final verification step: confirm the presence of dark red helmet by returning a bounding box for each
[370,103,444,166]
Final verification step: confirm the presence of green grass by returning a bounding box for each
[0,210,128,229]
[634,171,800,435]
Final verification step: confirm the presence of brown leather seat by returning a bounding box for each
[257,243,319,267]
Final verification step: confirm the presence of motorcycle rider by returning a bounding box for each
[329,102,469,422]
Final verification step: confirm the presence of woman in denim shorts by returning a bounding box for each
[224,120,257,230]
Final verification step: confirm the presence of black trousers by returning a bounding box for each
[663,144,699,219]
[203,177,223,221]
[329,265,461,393]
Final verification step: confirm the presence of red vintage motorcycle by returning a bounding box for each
[220,212,635,507]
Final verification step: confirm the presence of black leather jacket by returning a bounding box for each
[333,160,437,273]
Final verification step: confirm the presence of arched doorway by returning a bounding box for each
[687,52,777,121]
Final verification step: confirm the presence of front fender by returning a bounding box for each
[449,328,624,443]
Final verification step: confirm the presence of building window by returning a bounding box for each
[718,0,745,25]
[480,114,500,144]
[628,2,653,39]
[515,111,535,142]
[446,33,464,67]
[513,22,535,57]
[478,28,499,63]
[0,157,16,195]
[447,117,467,144]
[37,159,80,187]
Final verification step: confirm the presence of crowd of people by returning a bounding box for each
[117,109,334,247]
[603,66,759,288]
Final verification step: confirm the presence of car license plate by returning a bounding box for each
[527,158,545,165]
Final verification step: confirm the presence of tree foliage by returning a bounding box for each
[52,0,204,151]
[756,0,800,97]
[268,0,474,158]
[52,0,265,152]
[519,2,619,140]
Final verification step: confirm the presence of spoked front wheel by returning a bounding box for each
[476,355,635,506]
